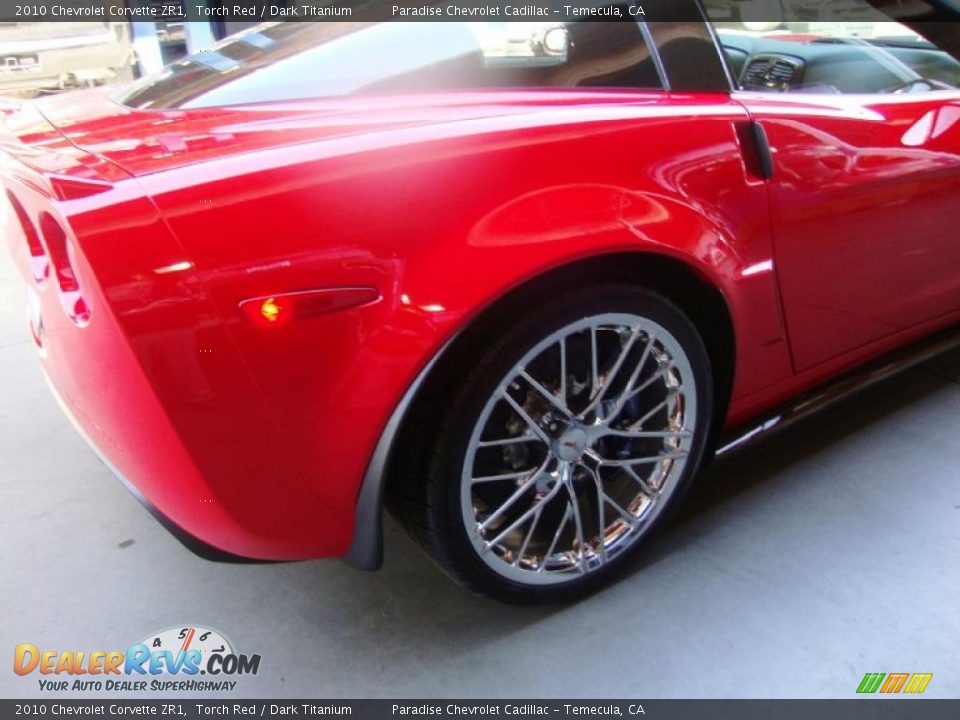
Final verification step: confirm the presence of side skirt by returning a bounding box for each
[716,324,960,457]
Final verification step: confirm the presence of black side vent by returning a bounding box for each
[742,56,803,91]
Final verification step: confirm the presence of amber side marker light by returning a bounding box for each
[239,287,380,328]
[260,297,283,323]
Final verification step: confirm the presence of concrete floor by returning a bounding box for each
[1,245,958,700]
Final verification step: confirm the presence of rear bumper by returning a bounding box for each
[2,124,355,562]
[43,370,271,564]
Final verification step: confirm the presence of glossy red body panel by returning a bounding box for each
[4,80,959,560]
[2,106,350,559]
[737,91,960,371]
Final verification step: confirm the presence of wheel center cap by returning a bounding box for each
[555,427,589,462]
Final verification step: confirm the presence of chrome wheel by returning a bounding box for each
[460,313,697,585]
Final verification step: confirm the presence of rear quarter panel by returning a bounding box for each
[136,91,791,517]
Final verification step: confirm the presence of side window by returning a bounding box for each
[119,10,662,110]
[704,0,960,95]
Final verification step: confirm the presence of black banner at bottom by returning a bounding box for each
[2,700,959,720]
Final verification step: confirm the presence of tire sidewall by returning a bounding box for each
[427,285,715,604]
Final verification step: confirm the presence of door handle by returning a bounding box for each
[749,120,775,180]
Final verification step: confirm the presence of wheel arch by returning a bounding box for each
[343,250,736,571]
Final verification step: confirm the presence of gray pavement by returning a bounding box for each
[1,245,958,699]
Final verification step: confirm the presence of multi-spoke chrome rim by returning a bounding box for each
[461,313,697,585]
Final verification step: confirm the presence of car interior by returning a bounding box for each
[719,32,960,93]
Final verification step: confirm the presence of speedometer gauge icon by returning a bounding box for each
[139,626,233,672]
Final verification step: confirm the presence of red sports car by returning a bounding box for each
[3,5,960,602]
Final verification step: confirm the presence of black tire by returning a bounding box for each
[387,284,715,604]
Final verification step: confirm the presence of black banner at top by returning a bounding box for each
[0,0,958,23]
[0,0,701,23]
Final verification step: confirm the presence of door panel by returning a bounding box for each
[738,92,960,370]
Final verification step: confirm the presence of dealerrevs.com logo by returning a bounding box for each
[14,626,261,693]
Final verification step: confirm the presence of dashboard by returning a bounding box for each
[720,33,960,94]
